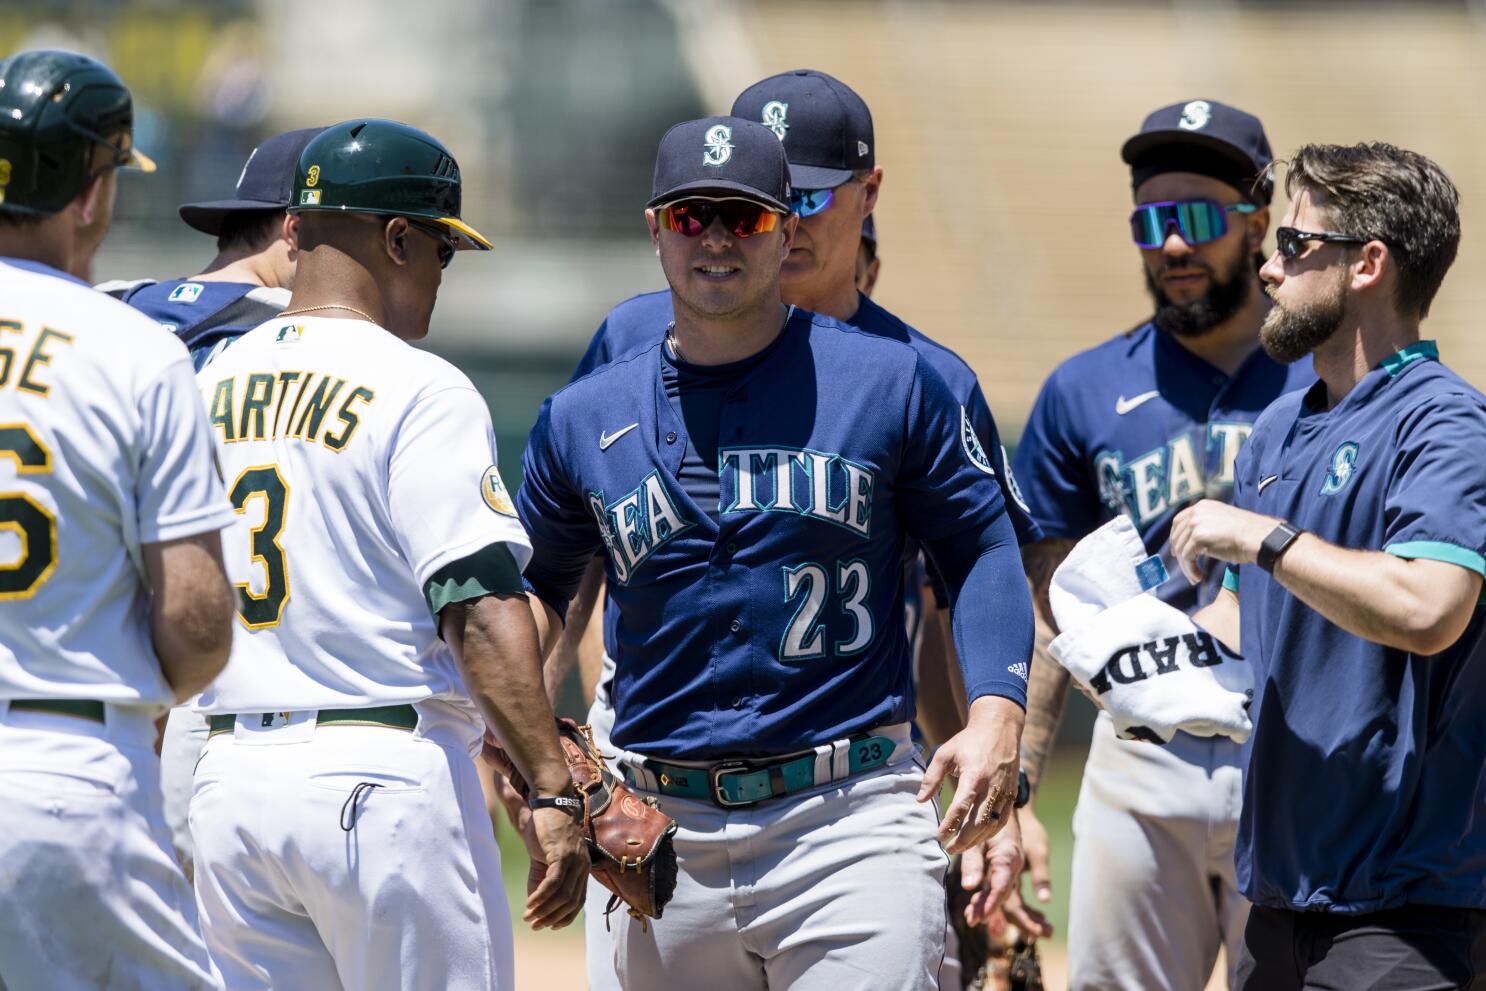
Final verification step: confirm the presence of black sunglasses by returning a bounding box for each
[1275,226,1371,260]
[407,218,457,268]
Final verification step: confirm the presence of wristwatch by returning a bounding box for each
[1014,769,1031,809]
[1257,520,1302,573]
[529,794,584,821]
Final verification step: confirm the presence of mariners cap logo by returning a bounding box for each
[1178,100,1212,131]
[959,406,997,478]
[703,124,734,167]
[761,101,789,141]
[481,464,516,516]
[1320,441,1359,495]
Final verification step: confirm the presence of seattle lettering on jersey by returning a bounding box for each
[206,371,376,452]
[1094,421,1252,526]
[719,446,873,536]
[587,470,694,585]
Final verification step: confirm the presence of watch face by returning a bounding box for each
[1016,769,1031,808]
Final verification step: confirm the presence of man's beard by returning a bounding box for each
[1260,272,1348,364]
[1144,249,1252,338]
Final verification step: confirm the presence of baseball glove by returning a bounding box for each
[488,719,679,926]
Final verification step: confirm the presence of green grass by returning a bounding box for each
[489,745,1091,949]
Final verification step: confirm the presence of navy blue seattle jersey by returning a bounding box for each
[1014,321,1313,613]
[102,278,289,370]
[519,309,1032,760]
[571,289,1043,553]
[1224,342,1486,912]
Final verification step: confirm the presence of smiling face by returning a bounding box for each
[648,198,796,322]
[1135,172,1267,338]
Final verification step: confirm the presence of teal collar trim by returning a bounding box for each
[1380,340,1438,378]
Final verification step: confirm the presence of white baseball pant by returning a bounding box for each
[189,699,512,991]
[1067,712,1247,991]
[0,701,221,990]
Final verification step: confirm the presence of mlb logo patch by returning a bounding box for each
[300,189,321,206]
[167,282,203,304]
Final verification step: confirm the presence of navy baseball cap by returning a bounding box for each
[648,116,791,213]
[179,126,326,235]
[1121,99,1273,203]
[732,69,873,189]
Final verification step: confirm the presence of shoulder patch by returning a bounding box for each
[960,405,997,477]
[481,464,516,516]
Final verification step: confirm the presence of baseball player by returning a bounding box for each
[100,127,323,369]
[542,72,1045,987]
[517,114,1033,990]
[1011,100,1312,990]
[1175,142,1486,991]
[0,50,235,989]
[187,119,588,991]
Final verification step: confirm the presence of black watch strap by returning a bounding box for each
[529,794,584,820]
[1015,769,1031,809]
[1257,521,1302,573]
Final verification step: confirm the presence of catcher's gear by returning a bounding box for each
[287,118,491,251]
[0,49,155,216]
[490,719,679,924]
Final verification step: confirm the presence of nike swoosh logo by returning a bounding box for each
[1115,390,1161,415]
[1257,474,1279,493]
[599,423,639,451]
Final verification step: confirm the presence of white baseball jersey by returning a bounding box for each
[0,259,235,708]
[195,315,530,713]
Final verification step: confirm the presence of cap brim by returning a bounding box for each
[1120,130,1259,174]
[646,179,790,214]
[127,148,157,174]
[178,198,287,236]
[787,162,854,190]
[434,215,493,251]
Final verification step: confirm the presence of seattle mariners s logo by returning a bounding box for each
[761,101,789,141]
[703,125,734,167]
[959,406,997,477]
[1320,441,1359,495]
[1178,100,1212,131]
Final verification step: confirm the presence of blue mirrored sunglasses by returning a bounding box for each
[1131,199,1257,249]
[789,187,837,218]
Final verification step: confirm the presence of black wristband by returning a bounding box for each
[529,794,584,820]
[1257,521,1302,573]
[1015,769,1031,809]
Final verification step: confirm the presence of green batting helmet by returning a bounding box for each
[0,49,155,216]
[289,119,490,251]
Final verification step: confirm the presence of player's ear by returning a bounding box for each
[281,212,300,257]
[1349,239,1391,298]
[779,213,798,258]
[644,209,661,255]
[384,216,411,268]
[860,166,883,216]
[73,170,111,227]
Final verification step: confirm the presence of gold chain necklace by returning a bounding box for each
[277,303,379,323]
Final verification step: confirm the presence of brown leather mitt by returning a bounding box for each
[489,719,679,924]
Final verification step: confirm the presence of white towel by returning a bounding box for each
[1047,516,1254,744]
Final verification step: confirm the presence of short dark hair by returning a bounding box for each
[0,210,44,230]
[215,209,285,253]
[1283,142,1460,318]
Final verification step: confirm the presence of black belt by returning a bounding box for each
[8,699,106,723]
[208,704,418,738]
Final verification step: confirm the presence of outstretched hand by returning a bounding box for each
[918,695,1023,854]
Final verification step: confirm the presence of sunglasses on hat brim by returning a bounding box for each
[1130,199,1257,249]
[656,197,783,238]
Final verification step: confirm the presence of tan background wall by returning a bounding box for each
[731,2,1486,431]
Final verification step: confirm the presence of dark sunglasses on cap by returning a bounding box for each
[407,218,458,268]
[1274,226,1370,260]
[657,198,782,238]
[1130,199,1258,249]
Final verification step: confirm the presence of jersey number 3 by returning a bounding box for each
[230,465,290,628]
